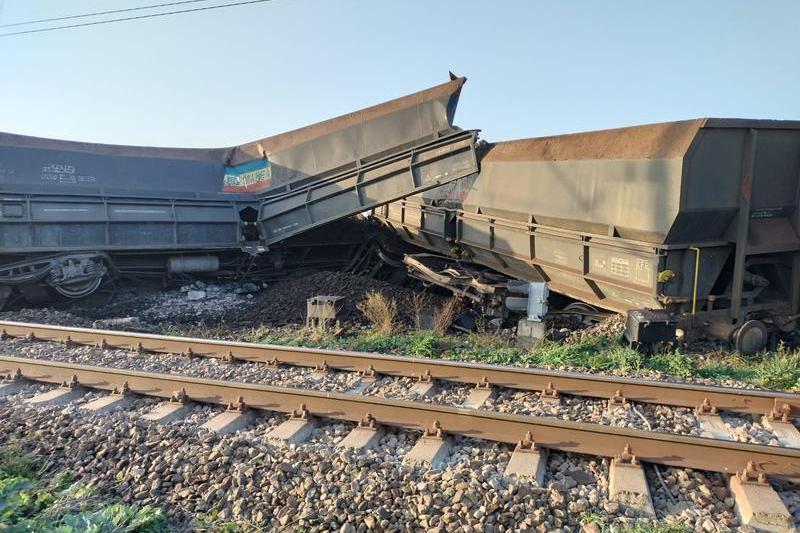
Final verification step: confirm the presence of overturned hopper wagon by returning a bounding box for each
[375,118,800,352]
[0,75,477,306]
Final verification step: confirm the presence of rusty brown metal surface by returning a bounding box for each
[1,320,797,418]
[1,355,798,480]
[233,77,466,163]
[481,119,706,162]
[381,117,800,333]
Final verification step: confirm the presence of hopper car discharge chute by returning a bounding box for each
[0,74,478,307]
[375,118,800,353]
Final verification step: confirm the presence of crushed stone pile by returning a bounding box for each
[0,307,91,328]
[565,314,626,344]
[237,271,448,327]
[1,272,449,335]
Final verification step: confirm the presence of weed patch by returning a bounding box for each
[357,292,398,335]
[0,441,42,478]
[248,322,800,391]
[405,331,440,358]
[432,297,460,334]
[0,443,167,532]
[195,509,265,532]
[753,350,800,389]
[618,523,688,533]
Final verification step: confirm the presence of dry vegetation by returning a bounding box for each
[409,293,427,330]
[357,291,398,335]
[432,297,460,334]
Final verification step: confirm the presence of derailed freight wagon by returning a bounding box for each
[0,75,477,307]
[376,118,800,352]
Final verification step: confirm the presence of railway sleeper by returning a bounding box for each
[338,414,383,451]
[201,396,255,434]
[0,368,25,397]
[24,375,83,406]
[81,381,135,414]
[462,377,494,409]
[763,408,800,449]
[404,421,452,469]
[2,378,798,531]
[504,432,548,486]
[608,445,656,518]
[694,398,737,441]
[266,404,317,446]
[142,389,194,424]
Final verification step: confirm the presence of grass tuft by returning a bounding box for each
[405,331,440,358]
[579,513,688,533]
[618,523,688,533]
[0,443,167,532]
[753,345,800,389]
[432,297,460,334]
[0,441,42,479]
[357,291,398,335]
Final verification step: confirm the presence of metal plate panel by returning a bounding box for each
[108,203,172,222]
[30,201,105,222]
[34,223,106,248]
[177,223,239,246]
[588,245,657,290]
[534,233,583,272]
[258,132,477,245]
[110,223,174,247]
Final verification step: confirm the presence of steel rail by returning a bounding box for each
[1,320,798,418]
[1,355,798,481]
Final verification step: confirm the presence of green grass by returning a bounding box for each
[195,510,265,532]
[0,442,42,479]
[580,513,689,533]
[618,524,688,533]
[0,442,167,532]
[245,326,800,391]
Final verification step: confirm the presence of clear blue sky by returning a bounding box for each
[1,0,798,148]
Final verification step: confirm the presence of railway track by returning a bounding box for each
[2,320,799,529]
[1,320,798,419]
[2,354,798,479]
[1,354,799,530]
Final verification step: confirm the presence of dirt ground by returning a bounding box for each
[0,270,452,337]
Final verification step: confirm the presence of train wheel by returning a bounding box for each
[51,275,104,299]
[734,320,768,355]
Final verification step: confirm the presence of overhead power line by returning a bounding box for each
[0,0,214,28]
[0,0,272,38]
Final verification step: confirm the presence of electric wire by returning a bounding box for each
[0,0,272,38]
[0,0,214,28]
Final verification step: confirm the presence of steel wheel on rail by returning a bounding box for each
[734,320,768,355]
[51,275,104,299]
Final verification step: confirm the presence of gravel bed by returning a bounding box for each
[776,479,800,526]
[20,268,446,332]
[483,388,706,438]
[4,387,759,532]
[3,337,787,449]
[646,467,740,530]
[0,307,91,327]
[362,376,473,405]
[718,412,780,445]
[1,337,361,393]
